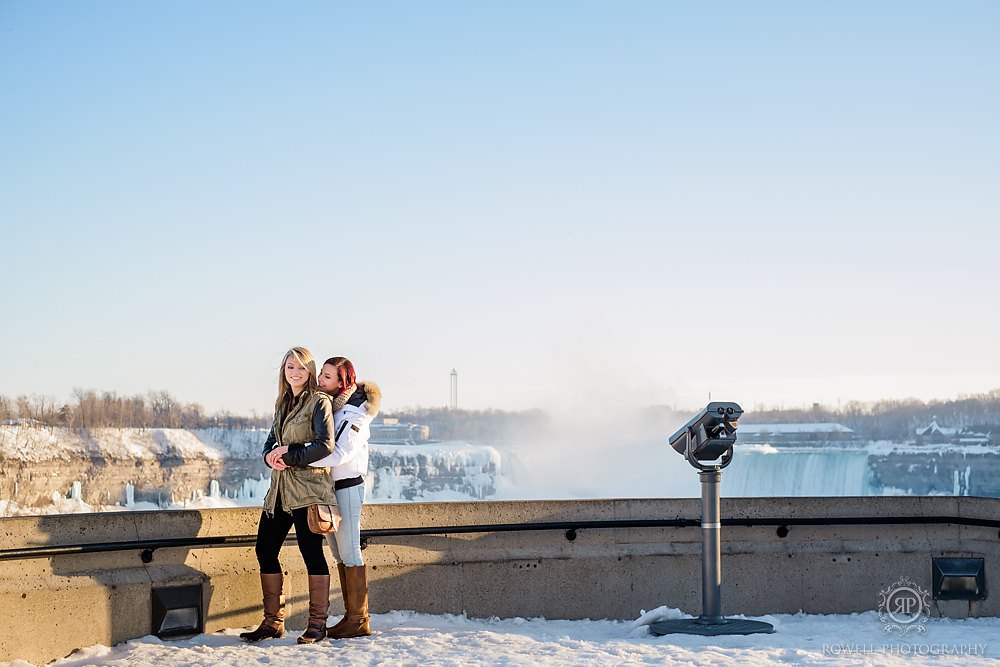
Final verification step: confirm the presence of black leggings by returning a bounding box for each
[255,495,329,575]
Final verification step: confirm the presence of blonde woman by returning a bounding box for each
[240,347,336,644]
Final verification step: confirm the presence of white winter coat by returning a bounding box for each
[310,381,380,482]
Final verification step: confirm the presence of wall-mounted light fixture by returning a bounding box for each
[152,584,204,638]
[932,557,986,601]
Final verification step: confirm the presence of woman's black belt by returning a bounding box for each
[334,475,364,490]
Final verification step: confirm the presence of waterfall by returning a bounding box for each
[208,480,221,498]
[724,448,875,496]
[125,482,135,507]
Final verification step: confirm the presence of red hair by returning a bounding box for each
[322,357,356,395]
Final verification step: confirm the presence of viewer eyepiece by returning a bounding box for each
[668,401,744,470]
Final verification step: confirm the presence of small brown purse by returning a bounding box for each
[306,503,342,534]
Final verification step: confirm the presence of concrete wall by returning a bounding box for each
[1,496,998,664]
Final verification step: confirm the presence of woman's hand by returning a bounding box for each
[266,445,290,470]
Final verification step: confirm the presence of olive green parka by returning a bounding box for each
[261,389,336,515]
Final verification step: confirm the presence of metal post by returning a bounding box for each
[699,469,723,623]
[650,462,774,636]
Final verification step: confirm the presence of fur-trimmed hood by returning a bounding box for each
[358,380,381,417]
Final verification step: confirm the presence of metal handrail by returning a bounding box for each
[1,514,997,561]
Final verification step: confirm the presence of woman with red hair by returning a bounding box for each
[312,356,381,639]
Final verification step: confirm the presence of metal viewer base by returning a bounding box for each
[649,618,775,637]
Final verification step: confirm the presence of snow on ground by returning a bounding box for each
[4,608,998,667]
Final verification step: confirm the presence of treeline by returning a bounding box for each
[734,388,1000,441]
[0,390,269,430]
[382,407,550,443]
[2,394,547,438]
[7,387,999,442]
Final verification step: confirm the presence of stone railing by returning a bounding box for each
[1,496,998,664]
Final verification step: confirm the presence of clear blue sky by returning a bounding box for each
[2,1,998,416]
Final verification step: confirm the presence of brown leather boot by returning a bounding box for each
[325,563,350,635]
[327,565,371,639]
[240,573,285,642]
[297,574,331,644]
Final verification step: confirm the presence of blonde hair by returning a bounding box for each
[275,346,318,411]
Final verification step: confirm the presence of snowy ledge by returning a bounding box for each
[1,497,999,665]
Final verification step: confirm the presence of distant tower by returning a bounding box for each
[449,369,458,410]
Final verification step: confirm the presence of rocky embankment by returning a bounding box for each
[0,425,501,510]
[0,425,269,506]
[869,448,1000,496]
